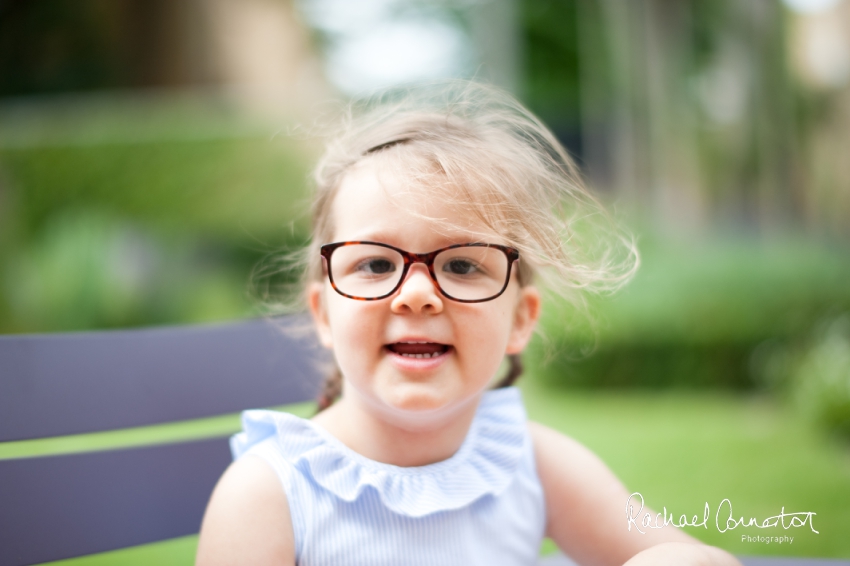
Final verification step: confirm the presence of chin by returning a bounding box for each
[383,384,448,412]
[347,377,484,431]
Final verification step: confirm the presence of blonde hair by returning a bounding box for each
[257,80,638,408]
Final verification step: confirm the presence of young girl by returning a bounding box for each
[197,81,741,566]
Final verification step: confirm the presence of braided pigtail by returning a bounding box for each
[493,354,523,389]
[315,365,343,413]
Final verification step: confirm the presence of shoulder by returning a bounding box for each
[196,455,295,566]
[526,421,631,532]
[527,420,606,469]
[527,420,625,488]
[526,421,699,566]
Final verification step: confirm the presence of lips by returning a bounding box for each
[386,341,450,359]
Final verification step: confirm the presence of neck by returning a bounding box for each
[311,390,482,468]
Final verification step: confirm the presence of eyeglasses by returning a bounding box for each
[320,241,520,303]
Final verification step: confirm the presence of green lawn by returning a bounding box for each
[6,380,846,564]
[519,377,850,559]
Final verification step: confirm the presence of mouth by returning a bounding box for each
[385,341,451,359]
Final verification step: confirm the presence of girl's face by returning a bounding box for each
[308,159,540,427]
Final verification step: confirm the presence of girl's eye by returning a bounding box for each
[443,258,480,276]
[356,258,396,275]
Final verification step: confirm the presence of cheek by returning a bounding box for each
[455,304,515,361]
[326,297,385,362]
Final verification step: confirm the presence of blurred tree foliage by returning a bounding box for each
[520,0,581,152]
[0,0,222,96]
[0,0,118,95]
[520,0,849,240]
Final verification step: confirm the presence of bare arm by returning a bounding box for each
[622,542,743,566]
[529,421,741,566]
[196,456,295,566]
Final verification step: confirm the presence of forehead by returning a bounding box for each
[330,158,499,249]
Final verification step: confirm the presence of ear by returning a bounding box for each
[506,285,541,355]
[307,281,334,349]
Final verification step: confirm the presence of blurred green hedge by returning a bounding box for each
[0,96,312,333]
[530,238,850,391]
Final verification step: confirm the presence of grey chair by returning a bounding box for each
[0,317,323,566]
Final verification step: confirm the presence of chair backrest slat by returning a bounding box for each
[0,438,232,566]
[0,317,324,441]
[0,317,324,565]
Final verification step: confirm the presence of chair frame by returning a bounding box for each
[0,317,323,566]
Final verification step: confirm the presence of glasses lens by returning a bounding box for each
[329,244,404,298]
[434,246,509,301]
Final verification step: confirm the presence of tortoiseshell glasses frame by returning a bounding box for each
[319,241,520,303]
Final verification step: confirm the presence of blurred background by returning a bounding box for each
[1,0,850,560]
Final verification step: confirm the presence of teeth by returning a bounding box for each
[399,352,438,359]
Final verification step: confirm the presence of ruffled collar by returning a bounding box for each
[230,387,527,518]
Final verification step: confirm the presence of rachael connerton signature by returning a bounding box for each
[625,492,819,534]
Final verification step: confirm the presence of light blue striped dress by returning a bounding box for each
[230,386,546,565]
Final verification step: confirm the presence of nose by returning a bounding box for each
[390,263,443,314]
